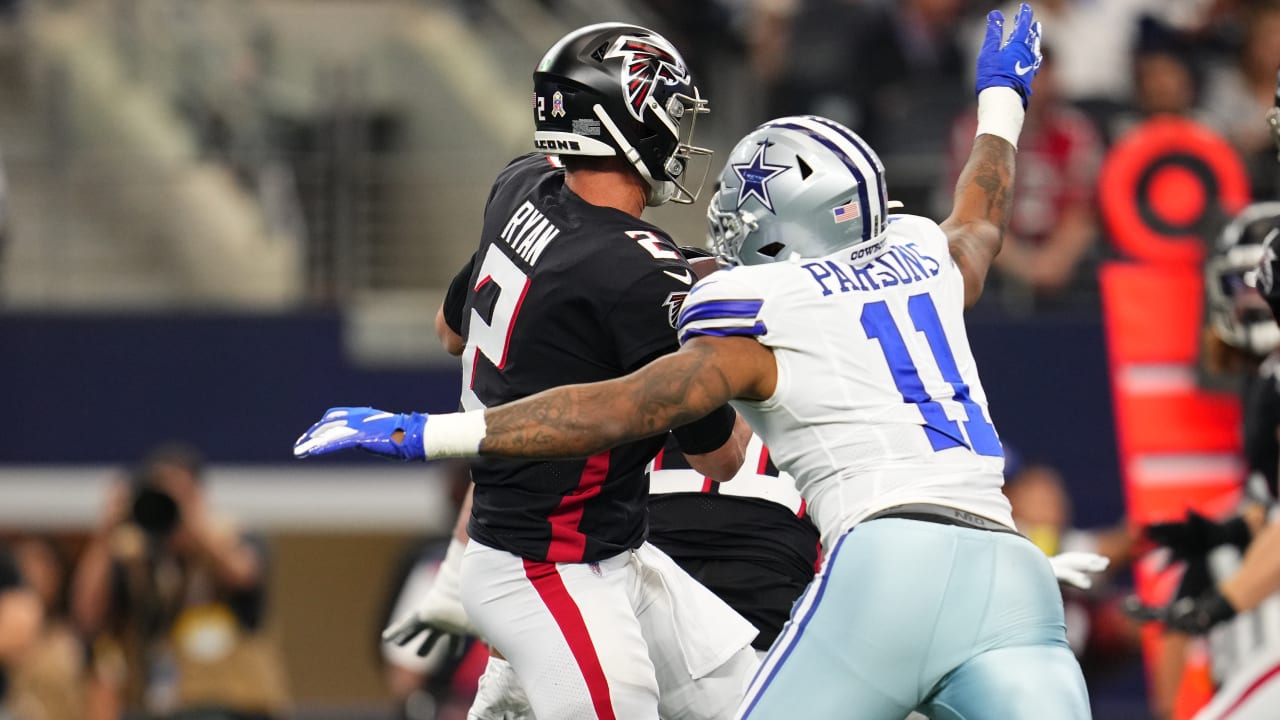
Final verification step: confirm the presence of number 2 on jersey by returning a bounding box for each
[460,248,531,410]
[861,294,1002,457]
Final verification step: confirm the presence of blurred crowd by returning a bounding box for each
[0,444,292,720]
[639,0,1280,313]
[0,447,489,720]
[3,0,1276,313]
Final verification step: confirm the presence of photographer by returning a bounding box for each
[71,443,289,720]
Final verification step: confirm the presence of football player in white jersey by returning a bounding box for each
[295,4,1093,718]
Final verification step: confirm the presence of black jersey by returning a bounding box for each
[647,435,821,649]
[445,154,735,564]
[1244,353,1280,501]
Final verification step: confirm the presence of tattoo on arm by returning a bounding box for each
[954,134,1015,236]
[944,133,1017,304]
[480,343,737,458]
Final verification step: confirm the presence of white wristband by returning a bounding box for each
[975,87,1026,149]
[423,412,487,459]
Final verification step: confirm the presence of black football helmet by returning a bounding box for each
[1207,202,1280,356]
[533,23,711,207]
[1268,67,1280,160]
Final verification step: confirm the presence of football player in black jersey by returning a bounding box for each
[309,22,757,720]
[1138,203,1280,719]
[418,245,816,719]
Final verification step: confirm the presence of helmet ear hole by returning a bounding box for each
[796,156,813,180]
[757,242,786,258]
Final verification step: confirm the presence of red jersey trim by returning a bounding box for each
[546,450,611,562]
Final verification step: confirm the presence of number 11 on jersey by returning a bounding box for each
[861,294,1002,458]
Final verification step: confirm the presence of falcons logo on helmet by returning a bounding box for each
[604,35,690,123]
[1258,228,1279,298]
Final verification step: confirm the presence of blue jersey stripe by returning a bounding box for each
[676,299,763,327]
[679,322,767,345]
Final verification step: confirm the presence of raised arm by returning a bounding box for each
[293,336,776,463]
[940,3,1042,307]
[941,135,1016,307]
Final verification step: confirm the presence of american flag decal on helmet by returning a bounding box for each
[604,35,689,122]
[832,200,861,224]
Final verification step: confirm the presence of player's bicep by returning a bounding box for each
[607,337,768,431]
[677,336,776,403]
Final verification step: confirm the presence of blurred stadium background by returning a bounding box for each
[0,0,1275,718]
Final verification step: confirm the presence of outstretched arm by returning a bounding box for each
[293,336,776,462]
[480,336,774,458]
[941,3,1041,307]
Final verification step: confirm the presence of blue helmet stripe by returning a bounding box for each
[763,122,872,243]
[807,116,886,222]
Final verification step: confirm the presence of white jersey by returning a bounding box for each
[677,214,1012,549]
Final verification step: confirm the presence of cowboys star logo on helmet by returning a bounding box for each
[733,142,789,213]
[604,35,690,122]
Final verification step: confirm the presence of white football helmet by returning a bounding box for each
[707,115,892,266]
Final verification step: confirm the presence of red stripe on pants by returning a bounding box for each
[546,450,611,562]
[523,559,617,720]
[1213,660,1280,720]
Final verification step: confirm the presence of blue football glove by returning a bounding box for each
[975,3,1043,106]
[293,406,428,460]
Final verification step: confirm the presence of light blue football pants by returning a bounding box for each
[736,518,1091,720]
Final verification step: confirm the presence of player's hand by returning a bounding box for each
[382,537,477,656]
[1048,551,1110,590]
[293,407,428,460]
[382,614,470,661]
[975,3,1043,106]
[1166,586,1238,635]
[1145,510,1251,561]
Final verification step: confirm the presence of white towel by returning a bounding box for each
[632,543,758,679]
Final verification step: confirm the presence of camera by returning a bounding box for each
[127,442,205,537]
[131,478,181,537]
